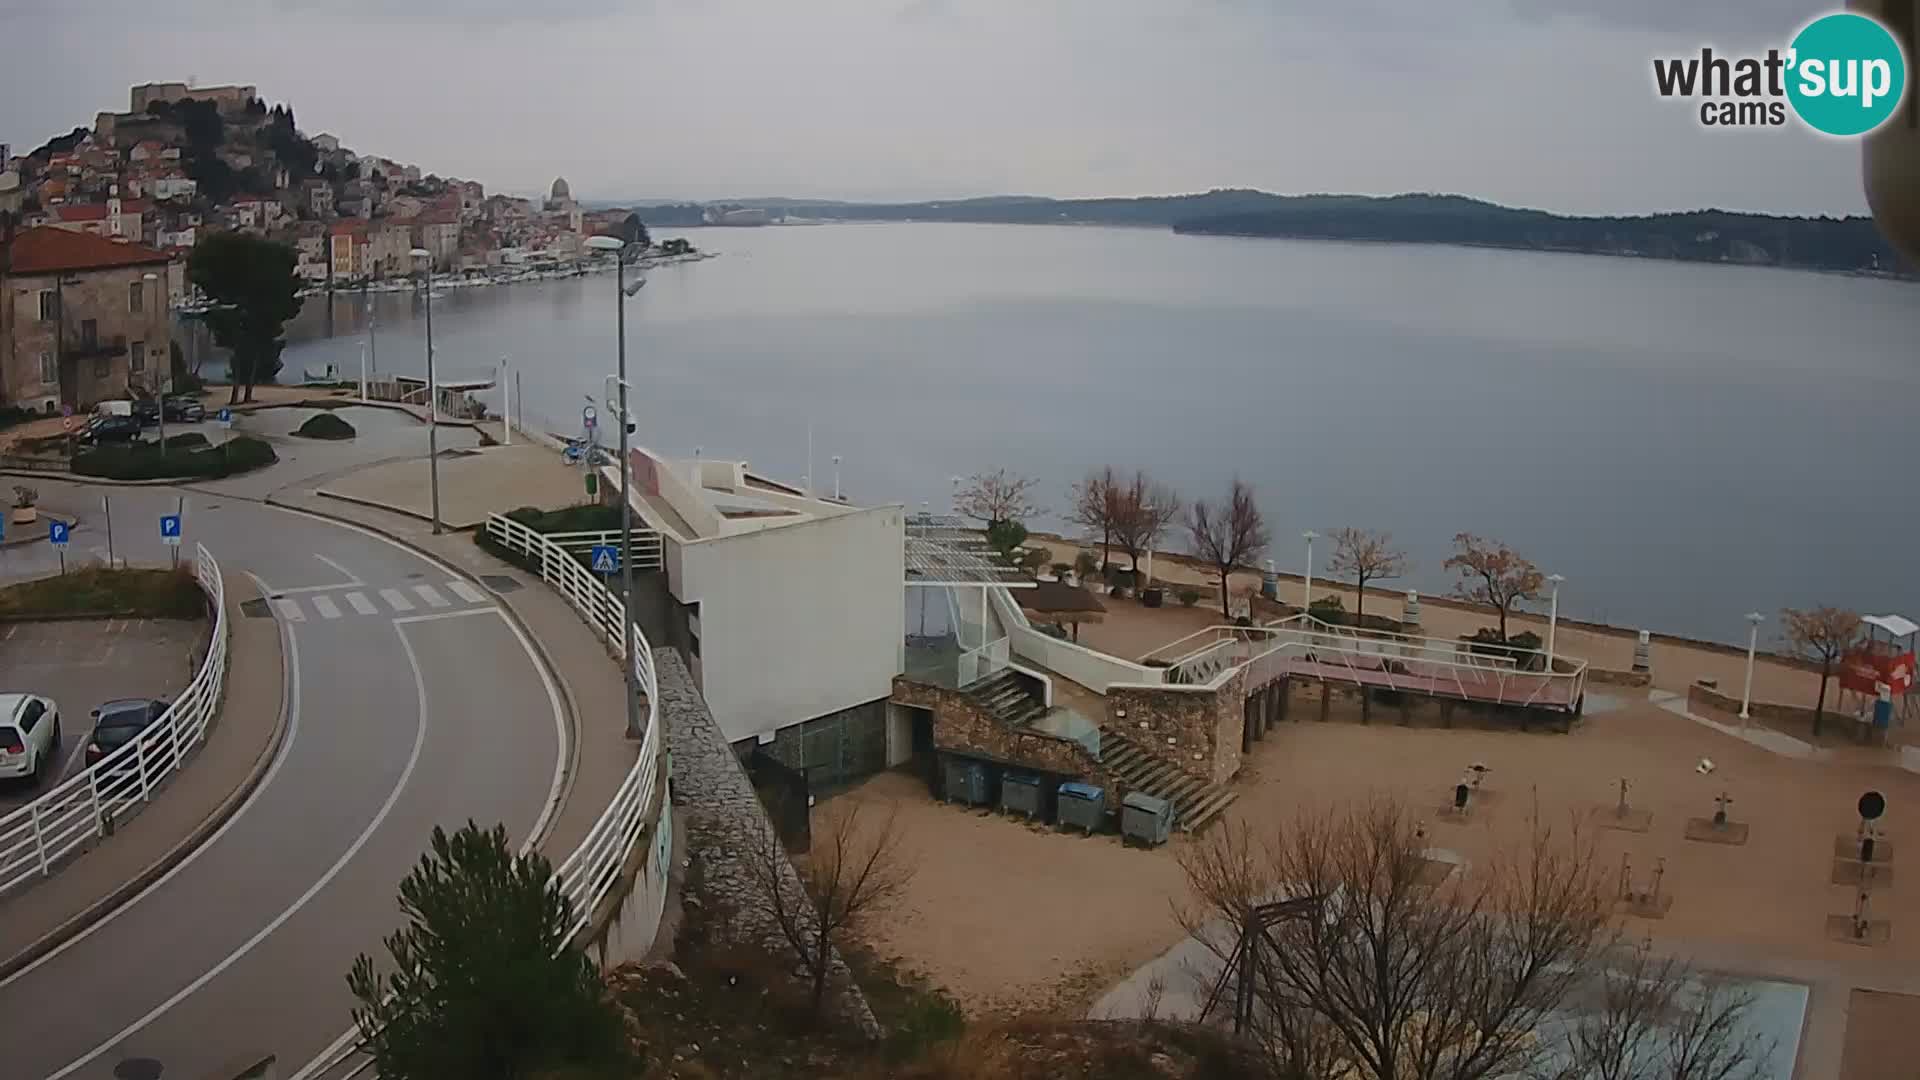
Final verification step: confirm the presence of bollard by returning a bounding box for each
[1261,559,1278,601]
[1402,590,1421,629]
[1632,630,1652,674]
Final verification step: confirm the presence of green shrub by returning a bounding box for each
[1308,595,1348,623]
[0,566,205,618]
[74,435,278,480]
[294,411,356,439]
[1074,550,1099,579]
[0,406,39,431]
[1178,588,1201,607]
[163,432,210,450]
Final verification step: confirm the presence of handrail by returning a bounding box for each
[483,512,665,941]
[0,544,228,898]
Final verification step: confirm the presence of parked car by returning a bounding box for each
[81,414,143,445]
[162,396,205,423]
[131,397,161,425]
[0,693,61,785]
[85,698,172,771]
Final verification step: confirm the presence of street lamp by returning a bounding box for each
[1546,573,1565,669]
[585,233,647,740]
[1740,612,1765,722]
[143,272,166,453]
[832,455,842,501]
[1301,531,1319,613]
[499,354,512,446]
[410,248,442,534]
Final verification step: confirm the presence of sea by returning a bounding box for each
[233,221,1920,645]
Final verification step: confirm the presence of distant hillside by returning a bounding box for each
[646,189,1907,278]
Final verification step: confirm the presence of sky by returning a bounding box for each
[0,0,1876,215]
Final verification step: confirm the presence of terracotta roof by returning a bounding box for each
[4,226,173,274]
[53,204,109,221]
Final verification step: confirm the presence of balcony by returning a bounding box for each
[64,335,126,361]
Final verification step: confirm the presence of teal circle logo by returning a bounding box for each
[1786,12,1908,136]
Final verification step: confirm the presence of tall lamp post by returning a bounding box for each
[1740,612,1765,723]
[1301,530,1319,613]
[584,233,647,740]
[143,272,166,453]
[1545,573,1565,669]
[410,249,442,534]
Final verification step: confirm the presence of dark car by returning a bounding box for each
[81,415,144,445]
[131,397,161,425]
[86,698,172,770]
[162,396,205,422]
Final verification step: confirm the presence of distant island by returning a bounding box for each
[612,190,1910,279]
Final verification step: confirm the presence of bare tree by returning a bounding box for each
[1326,527,1407,624]
[955,468,1041,526]
[1780,606,1864,736]
[1066,466,1122,573]
[1111,470,1183,580]
[1553,938,1770,1080]
[1444,532,1545,641]
[741,798,915,1017]
[1188,478,1269,621]
[1178,801,1620,1080]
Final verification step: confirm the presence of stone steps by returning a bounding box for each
[1097,726,1238,833]
[969,671,1048,729]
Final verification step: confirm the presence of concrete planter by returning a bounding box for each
[10,507,36,526]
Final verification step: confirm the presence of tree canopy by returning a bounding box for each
[187,233,302,404]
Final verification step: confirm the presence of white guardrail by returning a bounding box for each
[0,543,227,897]
[484,512,665,941]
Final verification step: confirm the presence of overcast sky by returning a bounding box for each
[0,0,1870,215]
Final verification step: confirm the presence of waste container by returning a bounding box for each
[943,756,992,807]
[1001,772,1044,820]
[1121,791,1175,847]
[1057,781,1105,834]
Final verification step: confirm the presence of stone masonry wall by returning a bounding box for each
[659,649,881,1037]
[1105,666,1245,786]
[891,676,1108,786]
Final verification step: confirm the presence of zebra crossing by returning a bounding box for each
[270,580,493,623]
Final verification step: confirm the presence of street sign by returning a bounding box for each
[582,405,598,432]
[590,545,619,574]
[61,417,76,434]
[48,521,69,547]
[160,514,182,547]
[217,408,233,429]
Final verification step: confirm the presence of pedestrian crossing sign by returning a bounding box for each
[590,545,619,574]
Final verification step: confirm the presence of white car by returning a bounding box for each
[0,694,61,784]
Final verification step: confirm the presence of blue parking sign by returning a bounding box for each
[590,545,619,574]
[48,521,69,547]
[216,408,233,428]
[160,514,182,546]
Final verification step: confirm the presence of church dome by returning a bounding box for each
[550,177,571,202]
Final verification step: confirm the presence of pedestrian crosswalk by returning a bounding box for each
[270,581,494,623]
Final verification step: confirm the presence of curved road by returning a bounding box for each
[0,481,565,1080]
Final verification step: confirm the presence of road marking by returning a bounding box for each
[312,553,362,585]
[311,595,342,620]
[378,588,414,612]
[1,572,304,990]
[344,592,378,616]
[273,598,305,622]
[394,607,500,625]
[47,618,430,1080]
[447,579,487,605]
[412,584,450,608]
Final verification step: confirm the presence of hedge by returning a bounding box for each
[0,566,205,619]
[294,412,357,440]
[74,435,278,481]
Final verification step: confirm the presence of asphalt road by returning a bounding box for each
[0,480,565,1080]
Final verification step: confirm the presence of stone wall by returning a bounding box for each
[892,676,1107,785]
[1688,680,1824,730]
[661,649,881,1037]
[1105,666,1245,786]
[1587,667,1652,688]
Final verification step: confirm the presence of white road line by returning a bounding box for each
[312,553,362,585]
[378,588,414,613]
[1,572,303,990]
[412,584,450,609]
[344,592,378,616]
[393,607,500,625]
[446,579,487,605]
[273,598,305,622]
[47,619,430,1080]
[310,595,342,620]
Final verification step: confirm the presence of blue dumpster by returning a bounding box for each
[1057,781,1105,834]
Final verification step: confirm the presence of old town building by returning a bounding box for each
[0,226,174,410]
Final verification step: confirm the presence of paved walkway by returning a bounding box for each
[314,442,585,529]
[0,571,284,976]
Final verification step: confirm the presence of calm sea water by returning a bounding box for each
[262,222,1920,645]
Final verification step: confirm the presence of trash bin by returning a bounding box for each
[1057,781,1105,834]
[1121,791,1175,847]
[943,756,992,808]
[1002,772,1044,820]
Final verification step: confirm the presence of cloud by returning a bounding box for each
[1506,0,1824,36]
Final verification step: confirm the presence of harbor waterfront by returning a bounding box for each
[254,221,1920,645]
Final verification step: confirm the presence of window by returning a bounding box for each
[130,342,145,373]
[39,352,55,386]
[128,280,144,313]
[37,291,57,322]
[18,700,45,734]
[94,356,110,379]
[79,319,97,348]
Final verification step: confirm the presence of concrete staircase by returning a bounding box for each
[1097,726,1239,833]
[969,670,1049,729]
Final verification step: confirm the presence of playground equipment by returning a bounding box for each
[1838,614,1918,742]
[1600,777,1652,832]
[1617,854,1672,918]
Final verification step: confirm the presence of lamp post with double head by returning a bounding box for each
[585,233,647,739]
[1546,573,1565,668]
[409,249,441,533]
[1741,612,1765,723]
[1301,531,1319,613]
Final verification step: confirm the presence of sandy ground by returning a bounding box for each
[838,693,1920,1036]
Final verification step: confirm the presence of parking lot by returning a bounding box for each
[0,618,208,806]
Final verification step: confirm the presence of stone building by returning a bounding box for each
[0,226,175,411]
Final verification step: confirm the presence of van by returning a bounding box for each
[93,399,133,419]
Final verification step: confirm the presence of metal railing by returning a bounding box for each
[956,635,1011,688]
[483,512,666,941]
[0,543,227,897]
[541,528,664,572]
